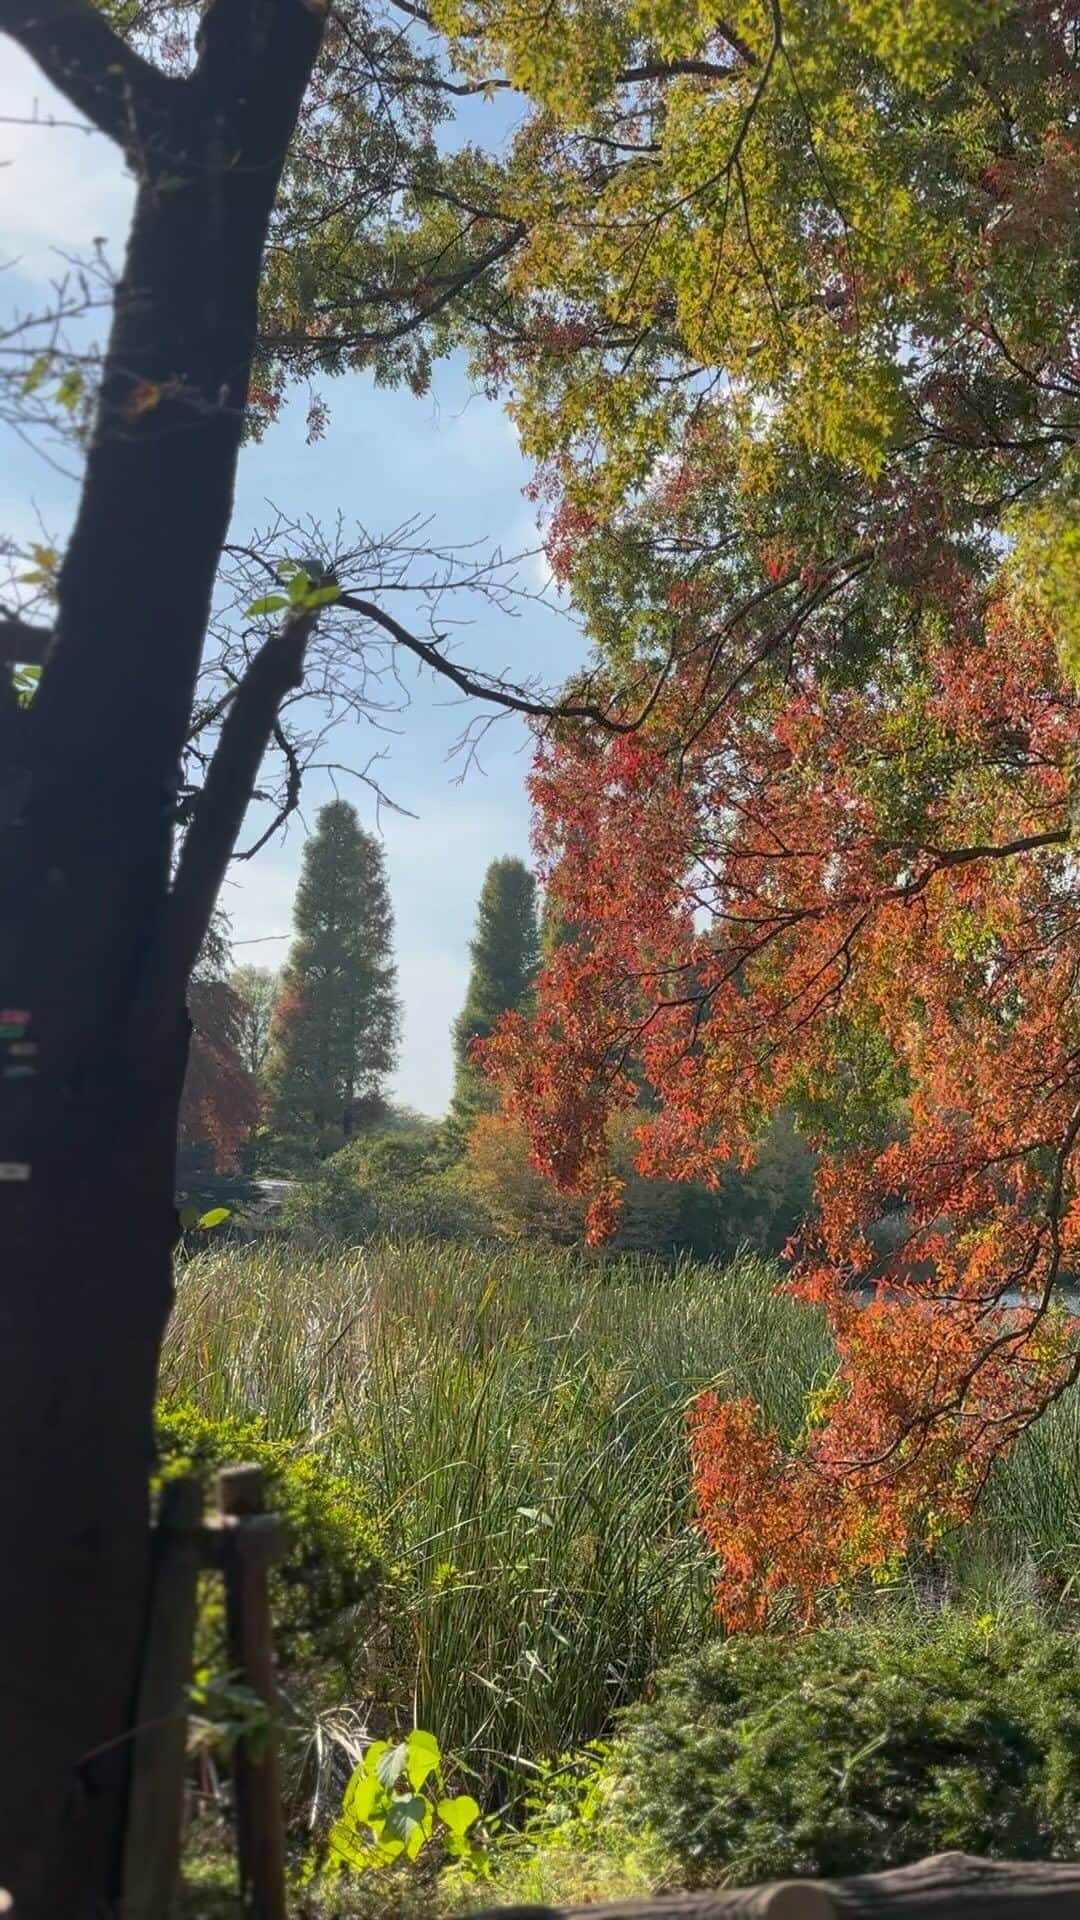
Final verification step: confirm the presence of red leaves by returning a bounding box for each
[486,582,1080,1623]
[180,980,260,1172]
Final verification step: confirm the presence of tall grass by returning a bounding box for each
[165,1234,1080,1804]
[164,1238,829,1802]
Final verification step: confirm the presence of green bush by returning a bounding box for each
[511,1615,1080,1888]
[156,1401,387,1685]
[280,1125,490,1245]
[595,1614,1080,1883]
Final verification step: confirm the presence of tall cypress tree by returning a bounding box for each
[448,856,540,1146]
[266,800,399,1144]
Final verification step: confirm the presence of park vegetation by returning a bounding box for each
[0,0,1077,1913]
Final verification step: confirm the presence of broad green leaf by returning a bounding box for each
[437,1794,480,1837]
[375,1740,409,1789]
[383,1793,432,1857]
[178,1204,200,1231]
[341,1767,383,1826]
[287,569,313,605]
[301,583,341,609]
[362,1739,391,1777]
[245,593,289,618]
[327,1817,398,1872]
[197,1207,231,1230]
[405,1728,442,1790]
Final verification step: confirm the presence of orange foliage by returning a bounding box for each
[484,585,1080,1625]
[179,980,260,1172]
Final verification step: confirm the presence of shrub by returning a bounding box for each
[596,1614,1080,1883]
[156,1401,387,1686]
[281,1124,490,1244]
[509,1614,1080,1889]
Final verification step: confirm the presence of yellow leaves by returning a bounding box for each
[628,0,746,63]
[1005,490,1080,692]
[19,544,59,593]
[788,344,906,478]
[432,0,630,115]
[842,0,1012,92]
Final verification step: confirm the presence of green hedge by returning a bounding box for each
[156,1402,387,1686]
[520,1613,1080,1887]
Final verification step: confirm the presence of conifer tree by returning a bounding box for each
[266,800,399,1145]
[448,857,539,1146]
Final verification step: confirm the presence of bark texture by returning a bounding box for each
[0,3,324,1911]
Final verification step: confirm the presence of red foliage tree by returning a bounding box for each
[485,581,1080,1625]
[179,979,260,1172]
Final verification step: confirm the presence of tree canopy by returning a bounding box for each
[472,0,1080,1624]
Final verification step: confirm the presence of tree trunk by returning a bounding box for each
[0,4,324,1910]
[0,1079,183,1915]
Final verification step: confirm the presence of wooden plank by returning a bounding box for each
[121,1476,204,1920]
[218,1463,288,1920]
[473,1851,1080,1919]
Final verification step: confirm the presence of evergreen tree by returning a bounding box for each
[266,801,399,1145]
[448,857,539,1146]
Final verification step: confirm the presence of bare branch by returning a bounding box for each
[236,717,301,859]
[336,590,633,730]
[0,0,183,146]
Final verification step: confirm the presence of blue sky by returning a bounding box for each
[0,47,587,1114]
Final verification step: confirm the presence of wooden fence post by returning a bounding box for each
[218,1464,288,1920]
[121,1476,204,1920]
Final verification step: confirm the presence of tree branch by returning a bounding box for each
[133,609,317,1051]
[0,0,183,146]
[236,717,301,859]
[619,56,745,83]
[0,611,51,664]
[336,592,671,734]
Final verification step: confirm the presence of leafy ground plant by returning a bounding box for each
[314,1729,485,1883]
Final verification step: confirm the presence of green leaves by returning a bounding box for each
[13,664,40,708]
[374,1739,409,1788]
[55,368,85,414]
[187,1666,270,1760]
[405,1727,441,1787]
[178,1204,232,1233]
[319,1728,485,1882]
[437,1793,482,1849]
[383,1793,433,1857]
[244,563,340,620]
[245,593,290,618]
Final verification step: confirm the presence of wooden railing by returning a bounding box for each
[123,1463,289,1920]
[474,1853,1080,1918]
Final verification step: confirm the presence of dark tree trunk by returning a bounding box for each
[0,4,324,1911]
